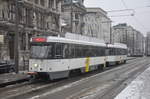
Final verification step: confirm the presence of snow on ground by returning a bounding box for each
[115,65,150,99]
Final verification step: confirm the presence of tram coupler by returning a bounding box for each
[27,72,39,81]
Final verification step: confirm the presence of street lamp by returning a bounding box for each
[14,0,19,73]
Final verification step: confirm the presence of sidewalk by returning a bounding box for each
[115,65,150,99]
[0,71,29,85]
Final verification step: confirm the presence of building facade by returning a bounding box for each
[61,0,86,35]
[113,23,144,56]
[112,23,131,44]
[0,0,62,69]
[146,32,150,56]
[83,7,111,43]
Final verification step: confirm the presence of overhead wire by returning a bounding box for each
[107,9,134,12]
[121,0,128,8]
[120,0,147,30]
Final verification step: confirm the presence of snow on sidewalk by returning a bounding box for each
[115,65,150,99]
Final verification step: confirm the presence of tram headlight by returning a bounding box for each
[34,64,38,68]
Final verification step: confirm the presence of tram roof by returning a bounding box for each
[31,36,127,49]
[108,43,127,49]
[46,36,106,47]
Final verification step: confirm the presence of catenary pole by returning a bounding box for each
[14,0,19,73]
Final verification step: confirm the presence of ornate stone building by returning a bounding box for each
[0,0,62,69]
[61,0,86,35]
[83,7,111,43]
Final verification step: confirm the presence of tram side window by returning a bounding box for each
[125,49,127,55]
[63,43,75,58]
[105,48,109,56]
[115,48,118,55]
[47,45,53,59]
[60,44,107,58]
[121,49,123,55]
[93,47,98,57]
[79,46,84,57]
[75,45,79,58]
[80,46,85,57]
[120,49,122,55]
[54,43,63,58]
[124,49,126,55]
[117,49,120,55]
[114,48,116,55]
[120,49,123,55]
[74,44,81,58]
[87,46,92,57]
[97,47,101,56]
[118,49,121,55]
[68,44,73,58]
[64,44,67,58]
[95,47,99,56]
[71,45,75,58]
[114,48,117,55]
[122,49,127,55]
[88,46,92,57]
[82,46,88,57]
[109,48,114,55]
[97,47,100,56]
[101,47,106,56]
[110,48,112,55]
[92,47,95,57]
[82,45,87,57]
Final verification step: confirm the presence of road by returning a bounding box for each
[0,57,149,99]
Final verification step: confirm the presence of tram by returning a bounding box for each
[28,36,127,80]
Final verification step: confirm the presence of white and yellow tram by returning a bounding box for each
[106,43,127,65]
[28,36,127,80]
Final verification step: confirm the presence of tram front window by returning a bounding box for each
[30,44,53,59]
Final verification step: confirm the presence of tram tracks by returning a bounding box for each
[63,58,149,99]
[79,59,150,99]
[0,58,145,99]
[0,57,137,89]
[28,58,149,99]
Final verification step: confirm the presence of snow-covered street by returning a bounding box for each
[115,64,150,99]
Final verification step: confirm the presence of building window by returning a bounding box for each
[49,0,53,8]
[75,14,79,20]
[64,0,70,4]
[40,0,45,6]
[9,4,16,22]
[35,0,39,4]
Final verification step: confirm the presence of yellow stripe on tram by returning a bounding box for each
[104,58,106,68]
[85,57,90,72]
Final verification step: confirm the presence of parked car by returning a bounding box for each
[0,60,15,74]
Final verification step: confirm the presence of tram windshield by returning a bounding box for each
[30,44,53,59]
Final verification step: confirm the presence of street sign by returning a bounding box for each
[0,35,4,43]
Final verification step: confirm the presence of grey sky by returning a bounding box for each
[84,0,150,36]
